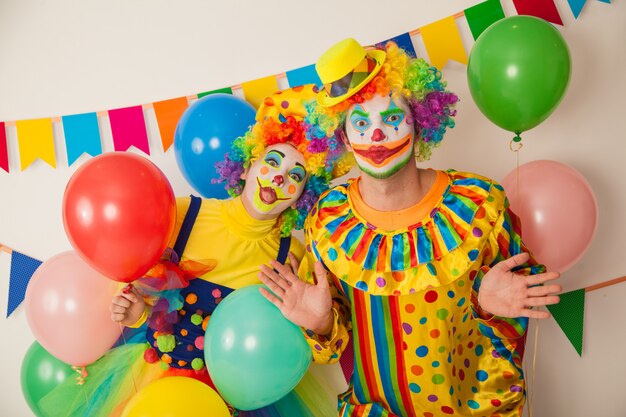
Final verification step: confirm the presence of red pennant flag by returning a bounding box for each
[512,0,564,25]
[109,106,150,155]
[0,122,8,173]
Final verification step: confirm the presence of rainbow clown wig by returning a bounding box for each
[312,39,459,162]
[214,84,352,236]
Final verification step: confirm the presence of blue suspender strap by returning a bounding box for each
[276,236,291,264]
[172,195,202,258]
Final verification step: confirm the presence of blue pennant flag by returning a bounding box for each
[62,112,103,166]
[376,32,417,58]
[568,0,611,18]
[7,251,42,317]
[286,64,323,88]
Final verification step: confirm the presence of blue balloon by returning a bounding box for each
[205,285,312,410]
[174,94,256,199]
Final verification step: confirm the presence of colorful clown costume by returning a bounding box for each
[300,170,545,417]
[38,195,336,417]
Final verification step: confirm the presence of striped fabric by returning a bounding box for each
[304,170,546,417]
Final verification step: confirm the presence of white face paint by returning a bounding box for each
[345,94,415,179]
[241,143,308,217]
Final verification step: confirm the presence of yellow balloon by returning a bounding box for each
[121,376,230,417]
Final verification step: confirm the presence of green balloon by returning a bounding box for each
[467,16,571,134]
[21,341,74,416]
[204,285,312,411]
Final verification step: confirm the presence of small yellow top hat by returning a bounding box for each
[255,84,317,123]
[315,38,386,107]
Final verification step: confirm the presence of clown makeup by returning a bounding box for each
[241,143,308,219]
[345,94,415,179]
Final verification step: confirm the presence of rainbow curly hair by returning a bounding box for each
[213,85,352,236]
[311,41,459,162]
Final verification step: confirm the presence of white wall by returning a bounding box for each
[1,0,624,416]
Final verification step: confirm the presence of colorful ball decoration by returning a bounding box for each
[204,285,312,410]
[174,93,256,199]
[502,160,598,272]
[467,16,571,137]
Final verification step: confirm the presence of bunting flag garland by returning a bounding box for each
[152,97,189,152]
[547,288,585,356]
[464,0,506,40]
[376,32,417,58]
[4,247,42,318]
[420,16,468,69]
[109,105,150,155]
[286,64,323,88]
[62,112,103,165]
[16,118,57,170]
[241,75,280,109]
[0,0,612,171]
[0,122,8,173]
[512,0,564,25]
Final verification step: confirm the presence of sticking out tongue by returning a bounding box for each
[259,186,278,205]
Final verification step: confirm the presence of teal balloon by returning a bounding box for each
[204,285,312,411]
[467,16,571,134]
[21,341,74,416]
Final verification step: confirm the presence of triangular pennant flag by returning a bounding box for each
[547,288,585,356]
[286,64,322,88]
[465,0,506,40]
[0,121,8,173]
[241,75,280,109]
[153,97,189,152]
[15,118,57,170]
[198,87,233,99]
[420,16,468,69]
[7,251,42,317]
[513,0,564,25]
[109,105,150,155]
[376,32,417,58]
[62,112,102,165]
[567,0,611,18]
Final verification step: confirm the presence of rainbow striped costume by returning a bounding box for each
[300,170,545,417]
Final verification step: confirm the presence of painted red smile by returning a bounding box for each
[352,136,411,165]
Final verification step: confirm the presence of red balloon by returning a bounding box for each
[63,153,176,282]
[502,160,598,273]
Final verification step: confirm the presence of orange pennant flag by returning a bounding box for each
[420,16,468,70]
[15,118,56,170]
[153,97,189,152]
[241,76,279,109]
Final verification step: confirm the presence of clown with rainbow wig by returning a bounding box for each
[259,39,562,417]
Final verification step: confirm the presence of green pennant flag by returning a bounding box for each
[198,87,233,98]
[547,288,585,356]
[464,0,506,40]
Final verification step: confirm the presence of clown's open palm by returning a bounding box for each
[259,253,334,336]
[478,252,561,319]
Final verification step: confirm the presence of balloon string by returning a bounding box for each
[118,289,139,394]
[525,318,540,417]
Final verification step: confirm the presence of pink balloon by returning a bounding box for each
[502,160,597,273]
[25,251,121,366]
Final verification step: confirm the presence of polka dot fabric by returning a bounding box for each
[303,171,546,416]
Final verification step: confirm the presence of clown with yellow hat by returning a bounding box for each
[259,39,561,417]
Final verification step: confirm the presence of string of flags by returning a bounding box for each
[2,242,624,356]
[0,0,612,173]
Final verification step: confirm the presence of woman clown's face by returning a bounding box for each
[242,143,308,218]
[345,94,415,179]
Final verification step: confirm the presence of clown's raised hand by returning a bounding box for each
[259,252,333,336]
[478,252,561,319]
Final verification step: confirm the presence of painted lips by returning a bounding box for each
[257,178,289,205]
[352,136,412,165]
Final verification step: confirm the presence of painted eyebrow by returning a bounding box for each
[350,109,370,118]
[379,108,405,117]
[266,150,285,158]
[294,162,305,171]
